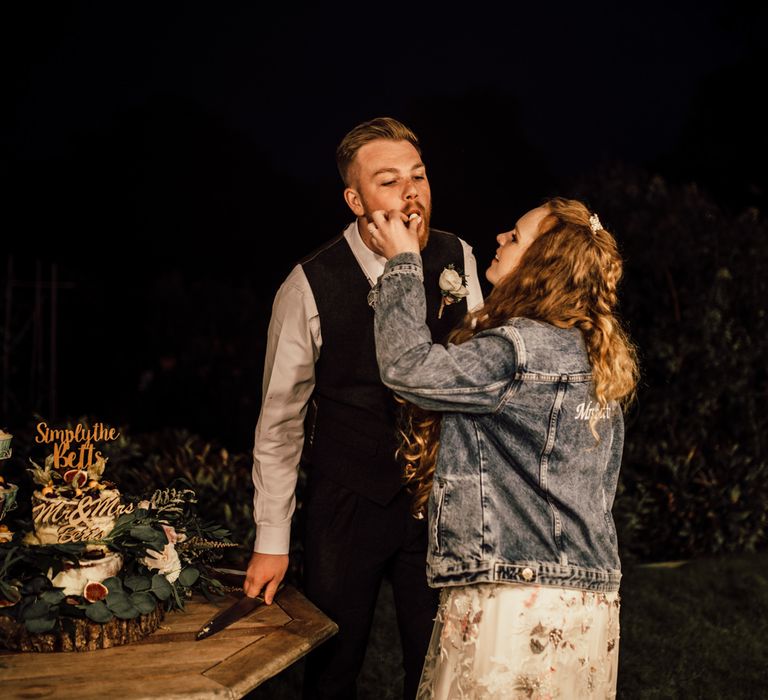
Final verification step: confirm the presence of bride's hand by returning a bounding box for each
[368,209,421,259]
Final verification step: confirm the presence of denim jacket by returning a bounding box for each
[373,253,623,593]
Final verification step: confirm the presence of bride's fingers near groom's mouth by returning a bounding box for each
[371,209,420,231]
[370,209,390,231]
[397,210,422,228]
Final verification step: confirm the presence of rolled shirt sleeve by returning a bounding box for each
[252,264,320,553]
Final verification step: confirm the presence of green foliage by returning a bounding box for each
[123,574,151,592]
[150,574,172,601]
[130,591,158,614]
[103,576,122,594]
[106,590,139,620]
[101,428,255,548]
[0,476,234,632]
[85,601,112,623]
[40,590,64,605]
[177,566,199,587]
[572,167,768,561]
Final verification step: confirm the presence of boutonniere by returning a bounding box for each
[438,264,469,318]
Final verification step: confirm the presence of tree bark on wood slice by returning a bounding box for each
[0,606,164,652]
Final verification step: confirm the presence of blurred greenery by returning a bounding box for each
[569,167,767,562]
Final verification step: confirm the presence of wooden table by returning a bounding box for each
[0,585,337,699]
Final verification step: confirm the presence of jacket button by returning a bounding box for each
[521,567,534,581]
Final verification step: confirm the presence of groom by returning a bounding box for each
[244,117,483,698]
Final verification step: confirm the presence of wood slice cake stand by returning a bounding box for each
[0,605,164,652]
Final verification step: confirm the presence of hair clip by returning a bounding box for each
[589,213,602,233]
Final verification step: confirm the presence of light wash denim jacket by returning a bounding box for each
[373,253,623,593]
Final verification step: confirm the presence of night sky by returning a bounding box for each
[3,2,767,447]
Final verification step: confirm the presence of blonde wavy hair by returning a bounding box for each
[400,197,639,518]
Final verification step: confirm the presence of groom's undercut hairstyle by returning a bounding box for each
[336,117,422,187]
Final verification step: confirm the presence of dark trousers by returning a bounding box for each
[301,473,438,700]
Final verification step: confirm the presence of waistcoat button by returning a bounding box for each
[521,567,534,581]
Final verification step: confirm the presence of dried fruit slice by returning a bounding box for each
[63,470,88,488]
[83,581,109,603]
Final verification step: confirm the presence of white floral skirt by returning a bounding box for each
[416,582,620,699]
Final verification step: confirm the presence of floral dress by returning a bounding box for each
[416,582,620,699]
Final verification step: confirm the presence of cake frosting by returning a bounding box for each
[26,488,128,545]
[25,449,135,597]
[49,551,124,596]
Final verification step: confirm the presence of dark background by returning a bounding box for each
[3,1,766,451]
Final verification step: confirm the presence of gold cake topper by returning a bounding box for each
[35,421,120,472]
[32,493,134,542]
[28,421,132,542]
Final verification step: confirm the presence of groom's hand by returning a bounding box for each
[244,551,289,604]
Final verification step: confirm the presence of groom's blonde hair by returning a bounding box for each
[336,117,421,186]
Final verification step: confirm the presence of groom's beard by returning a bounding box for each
[404,203,431,250]
[363,202,432,250]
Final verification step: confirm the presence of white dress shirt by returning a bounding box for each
[252,221,484,553]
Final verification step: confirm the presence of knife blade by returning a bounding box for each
[195,583,284,641]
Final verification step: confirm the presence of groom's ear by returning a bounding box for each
[344,187,365,217]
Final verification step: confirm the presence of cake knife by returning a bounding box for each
[195,583,284,640]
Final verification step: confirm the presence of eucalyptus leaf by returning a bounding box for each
[25,599,51,619]
[112,511,137,530]
[25,615,57,633]
[103,576,123,594]
[150,574,172,601]
[111,600,140,620]
[41,589,66,605]
[124,575,151,592]
[177,567,199,587]
[85,601,113,623]
[130,525,167,544]
[105,591,131,609]
[130,591,158,614]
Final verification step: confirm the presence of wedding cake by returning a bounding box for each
[23,423,133,597]
[0,421,233,652]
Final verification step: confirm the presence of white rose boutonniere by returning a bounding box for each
[438,264,469,318]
